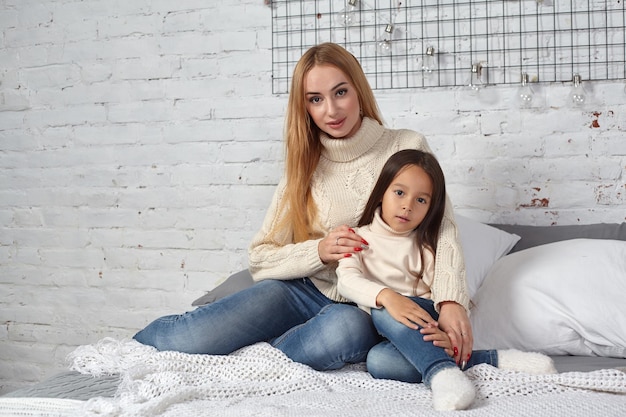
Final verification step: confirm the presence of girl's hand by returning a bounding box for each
[318,225,369,264]
[376,289,437,329]
[421,324,454,357]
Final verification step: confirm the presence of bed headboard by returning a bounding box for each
[489,222,626,253]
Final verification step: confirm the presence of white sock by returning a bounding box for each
[430,367,476,411]
[497,349,558,375]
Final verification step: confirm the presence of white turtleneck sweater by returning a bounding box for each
[248,117,469,311]
[336,209,435,314]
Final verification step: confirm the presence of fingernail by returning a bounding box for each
[467,354,471,361]
[354,247,362,252]
[453,347,458,356]
[461,361,467,370]
[348,228,355,233]
[361,239,369,245]
[343,253,352,258]
[360,243,369,249]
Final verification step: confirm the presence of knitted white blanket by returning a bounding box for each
[14,338,626,417]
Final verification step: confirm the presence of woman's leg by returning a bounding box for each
[133,279,331,355]
[272,302,380,371]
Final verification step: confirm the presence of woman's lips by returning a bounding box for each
[327,118,345,129]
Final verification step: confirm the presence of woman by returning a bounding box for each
[134,42,473,370]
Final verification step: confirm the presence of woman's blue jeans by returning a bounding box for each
[133,278,380,371]
[367,296,498,386]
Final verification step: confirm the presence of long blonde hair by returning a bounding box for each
[274,43,383,243]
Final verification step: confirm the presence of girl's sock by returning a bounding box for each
[430,367,476,411]
[497,349,557,374]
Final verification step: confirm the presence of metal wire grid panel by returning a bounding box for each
[271,0,626,94]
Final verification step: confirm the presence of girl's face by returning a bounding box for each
[304,64,362,139]
[380,165,433,233]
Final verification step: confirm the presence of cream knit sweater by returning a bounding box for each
[248,117,469,311]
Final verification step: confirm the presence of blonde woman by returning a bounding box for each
[135,43,473,370]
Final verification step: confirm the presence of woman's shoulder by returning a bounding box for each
[383,125,426,142]
[376,125,429,154]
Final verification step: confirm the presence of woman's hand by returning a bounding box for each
[318,225,369,264]
[437,301,473,368]
[376,289,438,330]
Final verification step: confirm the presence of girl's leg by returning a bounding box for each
[368,343,499,382]
[367,340,423,383]
[134,279,331,355]
[272,302,380,371]
[371,297,475,411]
[370,300,456,386]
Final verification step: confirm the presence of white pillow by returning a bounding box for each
[455,215,521,298]
[471,238,626,358]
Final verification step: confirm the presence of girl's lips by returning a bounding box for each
[396,215,410,222]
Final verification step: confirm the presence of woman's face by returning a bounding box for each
[304,64,362,139]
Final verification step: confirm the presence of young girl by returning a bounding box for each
[336,149,556,411]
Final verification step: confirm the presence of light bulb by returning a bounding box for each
[376,24,394,55]
[337,0,359,27]
[570,74,586,106]
[422,46,437,77]
[467,63,483,92]
[517,73,534,107]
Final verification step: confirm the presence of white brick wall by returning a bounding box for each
[0,0,624,393]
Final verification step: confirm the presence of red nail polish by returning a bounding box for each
[467,354,471,361]
[348,228,355,233]
[354,247,362,252]
[361,239,369,245]
[453,347,459,356]
[343,253,352,258]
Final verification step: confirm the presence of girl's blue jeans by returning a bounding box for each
[133,278,380,371]
[366,296,498,386]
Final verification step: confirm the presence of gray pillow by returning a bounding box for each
[191,269,254,306]
[192,222,626,306]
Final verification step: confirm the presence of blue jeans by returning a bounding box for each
[367,297,498,386]
[133,278,380,371]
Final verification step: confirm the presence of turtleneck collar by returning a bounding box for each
[319,117,385,163]
[370,208,415,237]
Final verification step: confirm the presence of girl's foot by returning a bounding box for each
[497,349,557,374]
[430,367,476,411]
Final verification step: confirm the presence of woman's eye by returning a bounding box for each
[336,89,347,96]
[309,97,321,103]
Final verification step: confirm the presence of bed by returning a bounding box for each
[2,218,626,416]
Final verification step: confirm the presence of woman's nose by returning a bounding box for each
[326,99,338,116]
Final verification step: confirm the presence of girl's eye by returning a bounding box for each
[417,197,429,204]
[394,190,404,196]
[309,97,321,104]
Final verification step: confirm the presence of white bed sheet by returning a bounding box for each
[4,338,625,417]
